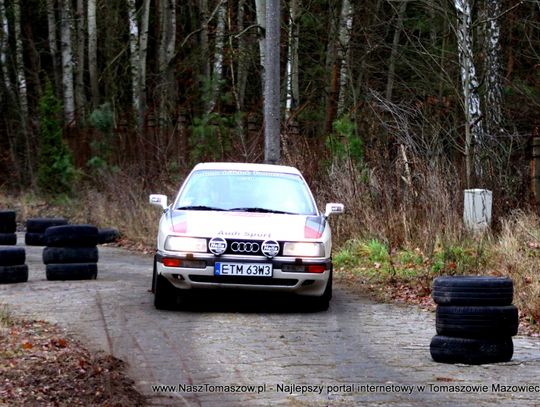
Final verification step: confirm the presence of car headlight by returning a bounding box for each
[283,242,325,257]
[165,236,207,253]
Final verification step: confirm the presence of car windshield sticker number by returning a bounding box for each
[215,262,272,277]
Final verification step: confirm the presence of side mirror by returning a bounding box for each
[149,194,168,211]
[324,203,344,218]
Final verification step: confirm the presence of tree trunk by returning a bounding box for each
[455,0,483,184]
[337,0,353,116]
[0,0,12,97]
[264,0,280,164]
[255,0,266,89]
[235,0,247,111]
[158,0,176,133]
[483,0,503,138]
[127,0,140,115]
[87,0,98,108]
[199,0,210,80]
[75,0,86,120]
[285,0,299,120]
[46,0,62,97]
[139,0,150,119]
[207,0,227,114]
[60,0,75,126]
[385,0,407,102]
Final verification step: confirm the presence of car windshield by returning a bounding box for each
[175,169,318,215]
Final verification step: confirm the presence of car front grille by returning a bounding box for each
[223,239,283,257]
[189,275,298,286]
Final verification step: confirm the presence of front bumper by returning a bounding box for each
[156,252,332,296]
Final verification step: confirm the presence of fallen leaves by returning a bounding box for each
[0,317,145,406]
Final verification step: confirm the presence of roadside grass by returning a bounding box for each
[334,211,540,335]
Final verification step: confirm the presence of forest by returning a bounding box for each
[0,0,540,247]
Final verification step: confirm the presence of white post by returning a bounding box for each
[463,189,492,232]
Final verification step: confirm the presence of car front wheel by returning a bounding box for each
[154,273,178,310]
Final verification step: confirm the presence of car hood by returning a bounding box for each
[167,210,326,241]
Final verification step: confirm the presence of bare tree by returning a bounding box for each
[385,0,407,102]
[264,0,280,164]
[483,0,503,137]
[285,0,300,120]
[455,0,483,183]
[60,0,75,125]
[75,0,86,119]
[87,0,98,107]
[206,0,227,114]
[255,0,266,88]
[0,0,12,97]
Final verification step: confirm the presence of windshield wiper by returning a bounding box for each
[228,207,297,215]
[177,205,226,211]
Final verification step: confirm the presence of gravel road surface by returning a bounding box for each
[1,238,540,406]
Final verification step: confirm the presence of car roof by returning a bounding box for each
[192,162,303,175]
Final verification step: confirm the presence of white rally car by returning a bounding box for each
[149,162,343,310]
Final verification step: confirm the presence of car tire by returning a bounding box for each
[25,232,46,246]
[0,233,17,245]
[432,276,513,306]
[0,264,29,284]
[0,247,26,266]
[430,335,513,365]
[151,256,157,293]
[154,273,179,310]
[26,217,68,233]
[43,246,99,264]
[98,228,120,244]
[309,271,332,312]
[44,225,99,247]
[436,305,519,338]
[46,263,98,280]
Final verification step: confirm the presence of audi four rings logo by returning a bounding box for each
[231,242,260,253]
[208,237,227,255]
[261,240,280,258]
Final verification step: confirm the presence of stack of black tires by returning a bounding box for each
[430,276,518,365]
[44,225,99,280]
[25,217,68,246]
[0,247,28,284]
[0,210,17,245]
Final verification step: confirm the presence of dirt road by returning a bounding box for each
[1,239,540,406]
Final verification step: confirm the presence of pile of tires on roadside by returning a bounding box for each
[0,210,28,283]
[0,210,120,283]
[430,275,518,365]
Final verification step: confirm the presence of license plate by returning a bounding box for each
[215,262,273,277]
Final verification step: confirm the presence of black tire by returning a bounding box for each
[432,276,513,306]
[309,271,332,311]
[0,233,17,245]
[0,247,26,266]
[46,263,98,280]
[26,217,68,233]
[0,264,28,284]
[43,246,99,264]
[45,225,99,247]
[0,210,16,223]
[0,219,16,233]
[25,232,46,246]
[436,305,519,338]
[98,228,120,244]
[430,335,513,365]
[154,273,180,310]
[151,256,157,293]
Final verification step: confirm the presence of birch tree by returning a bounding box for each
[46,0,61,97]
[264,0,280,163]
[75,0,86,118]
[483,0,503,137]
[255,0,266,88]
[127,0,140,115]
[337,0,353,116]
[13,0,28,127]
[0,0,12,98]
[285,0,300,120]
[158,0,176,127]
[206,0,227,114]
[87,0,98,107]
[455,0,483,183]
[60,0,75,125]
